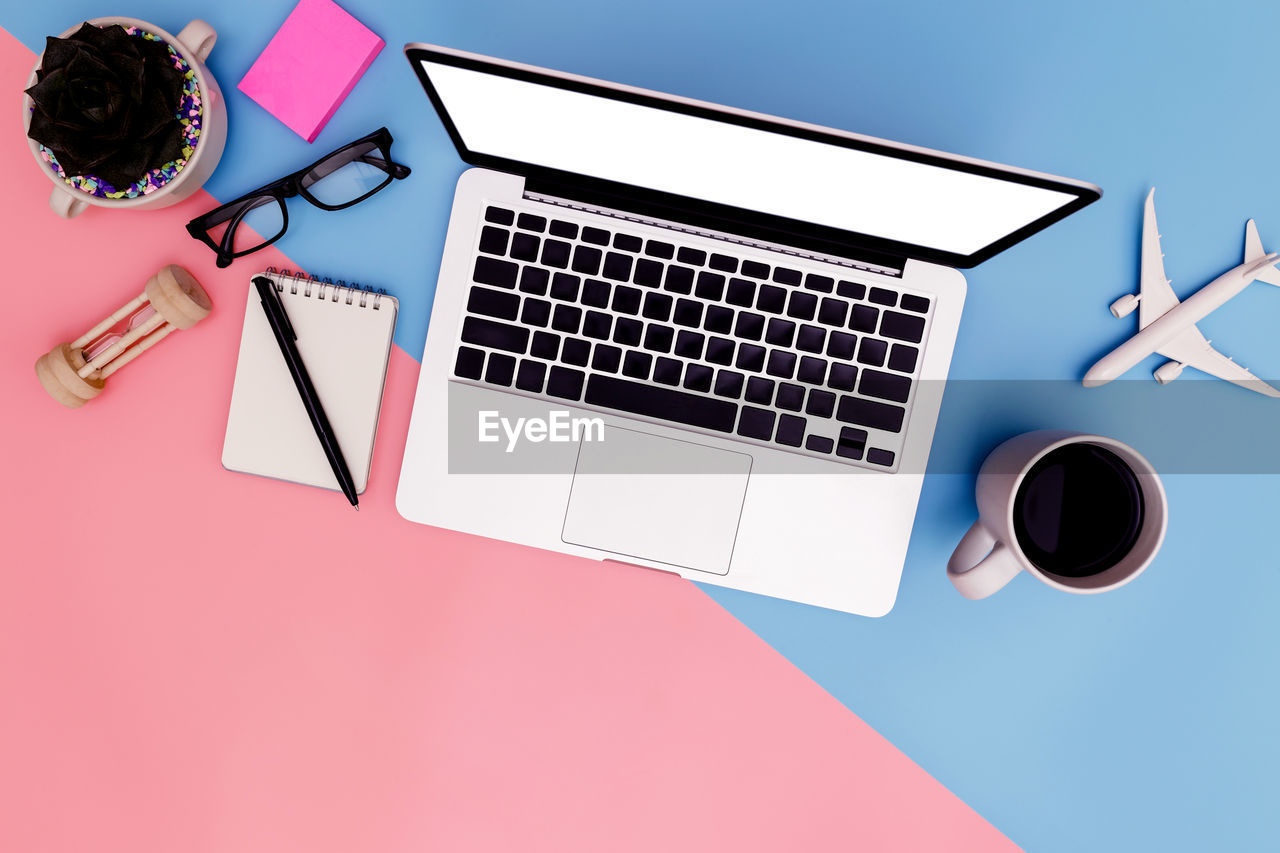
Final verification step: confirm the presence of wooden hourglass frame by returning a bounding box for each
[35,265,212,408]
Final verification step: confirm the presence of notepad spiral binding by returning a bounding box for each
[265,266,388,309]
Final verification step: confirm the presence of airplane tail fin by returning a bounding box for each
[1244,220,1280,285]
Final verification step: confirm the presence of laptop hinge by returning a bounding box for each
[523,177,906,278]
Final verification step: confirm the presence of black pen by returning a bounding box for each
[253,276,360,509]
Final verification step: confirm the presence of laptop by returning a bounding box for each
[396,43,1100,616]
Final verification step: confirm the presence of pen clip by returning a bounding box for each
[254,275,296,341]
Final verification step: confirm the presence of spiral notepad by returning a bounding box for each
[222,268,397,494]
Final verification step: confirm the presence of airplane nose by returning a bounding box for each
[1082,364,1110,388]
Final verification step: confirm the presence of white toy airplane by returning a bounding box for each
[1084,188,1280,396]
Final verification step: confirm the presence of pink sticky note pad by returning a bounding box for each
[238,0,384,142]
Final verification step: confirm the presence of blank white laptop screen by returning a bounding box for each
[419,60,1077,258]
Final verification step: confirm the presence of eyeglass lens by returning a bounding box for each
[205,195,287,256]
[301,140,395,207]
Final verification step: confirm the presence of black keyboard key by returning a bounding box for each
[485,206,514,225]
[583,310,612,340]
[787,292,818,321]
[696,271,726,301]
[653,357,682,386]
[645,240,675,259]
[707,337,735,365]
[741,260,770,279]
[521,298,552,328]
[776,414,806,447]
[549,219,578,239]
[612,285,642,315]
[850,304,879,333]
[776,383,804,411]
[541,239,572,268]
[664,265,695,294]
[511,232,540,261]
[726,278,756,307]
[551,305,582,334]
[461,316,529,354]
[806,389,835,418]
[736,343,766,372]
[737,406,775,440]
[622,350,652,380]
[614,233,643,252]
[581,226,610,245]
[550,272,580,301]
[827,331,856,360]
[517,212,546,233]
[561,337,590,366]
[473,256,518,289]
[806,435,834,454]
[745,376,774,405]
[888,344,919,373]
[644,324,674,353]
[818,297,848,327]
[796,324,825,353]
[756,284,787,314]
[468,286,520,321]
[643,292,673,322]
[714,370,744,398]
[767,349,796,379]
[867,448,895,467]
[530,331,559,360]
[880,311,926,343]
[454,345,484,379]
[773,266,801,285]
[603,252,633,282]
[734,311,765,341]
[837,397,905,432]
[547,366,585,400]
[516,359,546,392]
[673,298,704,328]
[765,317,796,347]
[860,369,912,403]
[674,330,705,359]
[582,279,611,308]
[805,274,834,293]
[797,356,827,385]
[709,253,738,273]
[479,226,509,255]
[828,363,858,391]
[486,353,516,386]
[704,305,734,333]
[684,363,714,392]
[592,344,622,373]
[586,375,737,432]
[572,245,602,275]
[678,247,707,265]
[869,287,898,307]
[613,317,643,347]
[837,280,866,300]
[901,294,930,314]
[837,427,867,460]
[634,258,664,287]
[519,266,550,295]
[858,338,887,367]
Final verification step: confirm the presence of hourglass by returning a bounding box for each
[35,264,212,408]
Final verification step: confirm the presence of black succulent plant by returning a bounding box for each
[25,23,187,188]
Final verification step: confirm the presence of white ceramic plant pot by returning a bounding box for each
[21,17,228,218]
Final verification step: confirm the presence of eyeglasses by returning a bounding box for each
[186,127,411,268]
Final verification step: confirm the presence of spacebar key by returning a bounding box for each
[585,375,737,432]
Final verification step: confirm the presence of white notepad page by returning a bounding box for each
[222,271,398,494]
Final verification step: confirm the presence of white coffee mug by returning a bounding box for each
[21,17,228,218]
[947,430,1168,599]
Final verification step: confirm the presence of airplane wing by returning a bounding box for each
[1158,328,1280,397]
[1139,189,1181,329]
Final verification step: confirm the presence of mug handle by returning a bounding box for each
[50,189,88,219]
[947,521,1024,600]
[175,20,217,63]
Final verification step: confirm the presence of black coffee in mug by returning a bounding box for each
[1012,443,1145,578]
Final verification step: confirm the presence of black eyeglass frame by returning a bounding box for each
[185,127,412,268]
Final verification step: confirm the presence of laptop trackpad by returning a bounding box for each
[561,427,752,576]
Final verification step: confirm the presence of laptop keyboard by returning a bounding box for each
[452,203,934,470]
